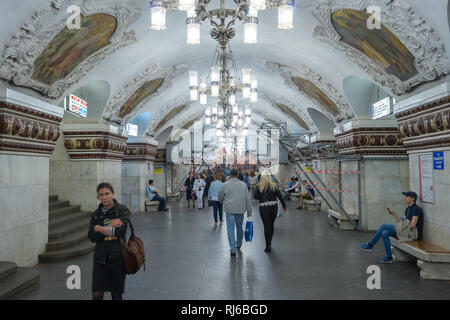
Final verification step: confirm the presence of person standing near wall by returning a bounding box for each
[185,172,195,208]
[254,175,287,253]
[208,173,224,225]
[88,182,129,300]
[193,174,206,209]
[218,169,252,256]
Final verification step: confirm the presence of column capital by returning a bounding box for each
[123,142,157,162]
[335,120,406,156]
[395,92,450,153]
[62,123,127,161]
[0,91,63,156]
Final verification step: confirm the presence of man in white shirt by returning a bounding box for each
[146,179,168,212]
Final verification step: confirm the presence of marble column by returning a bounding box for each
[0,88,63,266]
[50,123,127,212]
[335,120,409,231]
[152,149,167,197]
[121,139,157,213]
[395,82,450,249]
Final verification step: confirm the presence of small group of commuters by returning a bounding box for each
[88,167,424,299]
[283,177,315,209]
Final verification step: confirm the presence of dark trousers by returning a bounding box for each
[259,205,278,248]
[212,200,223,222]
[153,195,166,210]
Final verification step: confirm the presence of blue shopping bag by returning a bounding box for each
[245,220,253,242]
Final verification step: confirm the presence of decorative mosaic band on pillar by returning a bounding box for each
[63,131,127,160]
[122,142,157,162]
[335,127,406,156]
[396,96,450,151]
[155,148,166,163]
[0,101,62,156]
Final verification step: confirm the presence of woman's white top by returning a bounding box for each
[193,179,206,192]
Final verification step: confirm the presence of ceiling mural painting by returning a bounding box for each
[118,78,164,118]
[330,9,417,82]
[275,103,310,131]
[155,104,186,133]
[291,76,340,117]
[266,61,354,122]
[0,0,140,99]
[103,63,188,127]
[32,13,118,86]
[312,0,450,95]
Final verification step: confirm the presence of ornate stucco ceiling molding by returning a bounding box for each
[265,61,355,123]
[0,0,140,99]
[102,63,189,128]
[146,96,193,137]
[312,0,450,96]
[260,92,319,133]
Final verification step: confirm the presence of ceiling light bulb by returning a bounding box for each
[278,0,295,30]
[150,2,166,30]
[179,0,195,11]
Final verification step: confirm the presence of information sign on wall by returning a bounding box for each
[372,97,393,120]
[126,123,138,137]
[65,94,87,118]
[154,166,163,174]
[433,151,444,170]
[418,153,434,203]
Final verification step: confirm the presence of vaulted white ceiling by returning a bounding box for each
[1,0,449,142]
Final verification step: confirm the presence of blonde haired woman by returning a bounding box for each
[253,175,287,252]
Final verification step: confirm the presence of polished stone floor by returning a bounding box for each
[22,198,450,300]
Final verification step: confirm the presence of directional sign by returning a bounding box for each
[433,151,444,170]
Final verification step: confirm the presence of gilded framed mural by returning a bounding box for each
[275,103,310,130]
[312,0,449,95]
[32,14,118,85]
[155,104,186,133]
[331,9,418,82]
[291,76,340,116]
[118,78,164,118]
[0,0,140,98]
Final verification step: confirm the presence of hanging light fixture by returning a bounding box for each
[250,76,258,103]
[178,0,195,11]
[278,0,295,30]
[199,80,207,105]
[186,7,200,44]
[150,0,295,42]
[250,0,266,10]
[150,1,166,30]
[243,8,258,44]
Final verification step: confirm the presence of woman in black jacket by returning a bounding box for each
[185,172,195,208]
[88,182,129,300]
[254,174,287,253]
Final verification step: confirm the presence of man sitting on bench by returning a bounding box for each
[146,179,168,212]
[297,180,315,210]
[360,191,423,263]
[284,177,299,201]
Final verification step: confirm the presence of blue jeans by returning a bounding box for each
[369,224,397,258]
[212,201,223,222]
[152,195,166,210]
[226,213,244,253]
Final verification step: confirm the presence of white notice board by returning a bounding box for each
[418,153,434,203]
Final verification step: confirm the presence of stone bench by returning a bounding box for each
[327,208,358,230]
[167,192,180,202]
[304,197,321,211]
[390,237,450,280]
[290,192,300,198]
[144,200,159,212]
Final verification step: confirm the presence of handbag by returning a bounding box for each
[245,219,253,242]
[121,219,146,274]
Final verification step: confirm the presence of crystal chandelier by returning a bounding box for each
[189,43,253,136]
[150,0,295,44]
